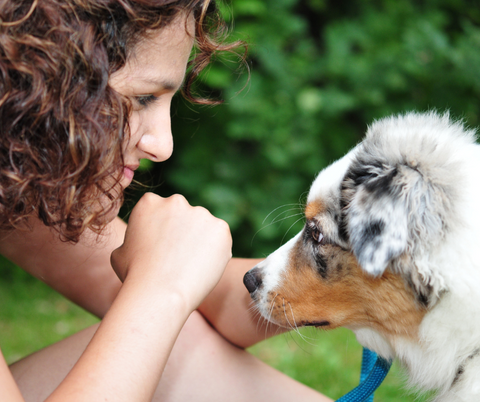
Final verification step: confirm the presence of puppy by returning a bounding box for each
[244,112,480,401]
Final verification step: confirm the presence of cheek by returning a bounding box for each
[265,246,426,338]
[125,111,142,149]
[265,255,362,329]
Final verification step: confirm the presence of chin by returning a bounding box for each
[244,111,480,401]
[96,183,124,224]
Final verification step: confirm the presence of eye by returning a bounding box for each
[312,227,324,244]
[136,94,159,107]
[307,221,325,244]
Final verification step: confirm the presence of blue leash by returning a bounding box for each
[336,348,392,402]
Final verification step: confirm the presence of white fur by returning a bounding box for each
[253,233,301,318]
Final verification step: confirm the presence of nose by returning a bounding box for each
[243,267,263,294]
[137,115,173,162]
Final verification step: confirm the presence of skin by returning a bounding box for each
[0,12,331,402]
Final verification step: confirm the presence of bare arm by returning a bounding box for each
[0,217,126,318]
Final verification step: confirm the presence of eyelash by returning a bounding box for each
[136,95,159,107]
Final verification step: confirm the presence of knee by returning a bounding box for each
[175,310,243,357]
[180,311,221,345]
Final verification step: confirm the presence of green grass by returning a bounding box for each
[0,261,432,401]
[0,278,99,364]
[249,329,432,401]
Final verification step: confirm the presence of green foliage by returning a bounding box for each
[127,0,480,258]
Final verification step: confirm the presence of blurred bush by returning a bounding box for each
[122,0,480,258]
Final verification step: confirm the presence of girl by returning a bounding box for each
[0,1,331,401]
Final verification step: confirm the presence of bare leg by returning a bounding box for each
[10,311,331,402]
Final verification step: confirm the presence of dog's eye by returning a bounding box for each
[311,227,324,244]
[306,220,325,245]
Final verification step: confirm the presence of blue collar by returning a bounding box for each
[336,348,392,402]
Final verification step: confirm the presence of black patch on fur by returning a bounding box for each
[314,252,328,279]
[355,220,385,251]
[344,157,398,199]
[338,157,398,242]
[363,166,398,199]
[338,211,349,244]
[453,366,465,385]
[345,158,385,187]
[404,274,434,308]
[452,349,479,386]
[416,291,430,308]
[339,158,399,244]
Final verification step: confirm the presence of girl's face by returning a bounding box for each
[109,13,195,189]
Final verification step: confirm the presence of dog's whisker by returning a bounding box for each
[250,304,266,335]
[246,300,267,336]
[265,293,278,337]
[281,304,306,351]
[270,208,304,224]
[287,302,300,332]
[287,303,317,346]
[271,212,304,227]
[280,216,306,245]
[282,297,296,332]
[261,204,302,225]
[251,212,304,246]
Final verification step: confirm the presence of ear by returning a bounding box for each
[343,161,410,277]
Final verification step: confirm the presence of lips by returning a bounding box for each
[123,164,139,182]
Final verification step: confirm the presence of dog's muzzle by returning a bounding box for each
[243,267,263,294]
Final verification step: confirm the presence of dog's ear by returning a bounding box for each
[342,160,410,277]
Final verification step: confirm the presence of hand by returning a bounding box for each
[111,193,232,312]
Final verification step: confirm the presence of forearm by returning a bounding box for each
[198,258,286,349]
[46,275,190,402]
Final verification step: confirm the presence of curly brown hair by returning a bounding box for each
[0,0,242,242]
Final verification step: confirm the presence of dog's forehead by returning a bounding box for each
[306,148,357,207]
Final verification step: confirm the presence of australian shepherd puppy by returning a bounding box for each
[244,112,480,401]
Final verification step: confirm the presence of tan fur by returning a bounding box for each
[266,240,426,339]
[305,200,325,221]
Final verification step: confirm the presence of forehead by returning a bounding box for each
[307,148,357,205]
[110,12,195,94]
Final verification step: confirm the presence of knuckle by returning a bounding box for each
[168,194,189,207]
[139,192,160,207]
[193,205,209,216]
[216,218,230,233]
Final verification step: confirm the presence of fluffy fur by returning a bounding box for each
[243,112,480,401]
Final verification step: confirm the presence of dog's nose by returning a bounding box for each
[243,267,263,294]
